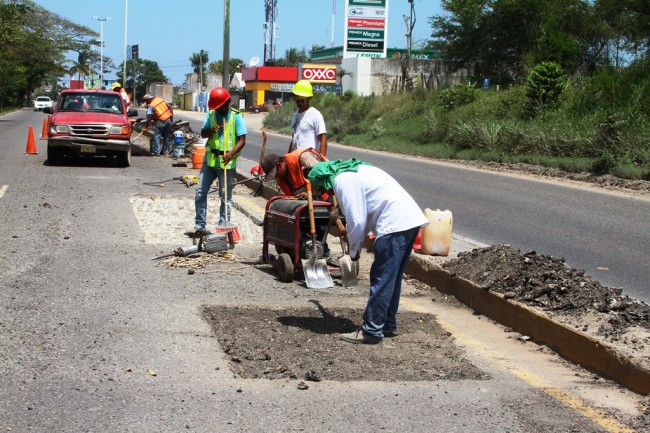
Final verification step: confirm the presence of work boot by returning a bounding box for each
[383,328,397,337]
[339,329,382,344]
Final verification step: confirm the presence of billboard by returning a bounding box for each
[343,0,389,58]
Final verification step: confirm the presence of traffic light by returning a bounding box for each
[131,44,139,59]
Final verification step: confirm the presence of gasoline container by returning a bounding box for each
[420,208,453,256]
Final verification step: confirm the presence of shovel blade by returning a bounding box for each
[301,258,334,289]
[338,254,359,287]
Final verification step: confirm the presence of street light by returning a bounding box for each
[122,0,128,85]
[92,16,112,88]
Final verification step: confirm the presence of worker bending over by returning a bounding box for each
[308,159,428,344]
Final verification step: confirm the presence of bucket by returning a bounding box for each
[191,146,206,169]
[420,208,453,256]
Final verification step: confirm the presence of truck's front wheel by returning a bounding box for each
[47,146,62,166]
[118,147,131,167]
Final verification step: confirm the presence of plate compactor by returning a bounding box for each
[262,196,336,285]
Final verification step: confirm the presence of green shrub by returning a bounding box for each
[369,119,385,139]
[438,83,481,111]
[261,62,650,180]
[262,105,293,131]
[525,61,567,118]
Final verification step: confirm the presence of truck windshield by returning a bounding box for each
[60,93,123,114]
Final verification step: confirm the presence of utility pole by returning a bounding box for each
[122,0,128,84]
[222,0,230,90]
[401,0,416,89]
[91,16,112,89]
[331,0,336,48]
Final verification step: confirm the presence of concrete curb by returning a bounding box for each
[232,166,650,396]
[406,254,650,395]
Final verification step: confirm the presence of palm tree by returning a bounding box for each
[280,47,308,67]
[190,50,209,87]
[69,50,91,83]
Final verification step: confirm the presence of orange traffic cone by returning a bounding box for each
[40,117,48,139]
[25,126,38,154]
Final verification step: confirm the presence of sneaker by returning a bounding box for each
[339,329,382,344]
[383,328,397,337]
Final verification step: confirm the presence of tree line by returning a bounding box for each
[427,0,649,83]
[0,0,324,108]
[0,0,167,108]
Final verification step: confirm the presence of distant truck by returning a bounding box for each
[146,83,173,105]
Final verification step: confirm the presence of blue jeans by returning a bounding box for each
[153,118,172,154]
[194,159,235,229]
[361,226,420,339]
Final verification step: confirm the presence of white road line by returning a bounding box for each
[0,185,8,199]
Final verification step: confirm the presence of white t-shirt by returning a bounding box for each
[290,107,326,152]
[333,165,429,258]
[120,90,131,107]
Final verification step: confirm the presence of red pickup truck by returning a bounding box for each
[44,89,139,167]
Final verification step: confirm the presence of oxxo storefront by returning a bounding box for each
[241,64,342,109]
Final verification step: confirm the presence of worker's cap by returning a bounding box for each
[261,154,281,178]
[142,94,154,100]
[111,82,122,90]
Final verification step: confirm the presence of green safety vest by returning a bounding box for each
[206,107,240,169]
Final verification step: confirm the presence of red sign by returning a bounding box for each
[301,65,337,83]
[347,18,385,29]
[257,66,297,81]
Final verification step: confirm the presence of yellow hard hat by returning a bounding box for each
[292,80,313,97]
[111,82,122,90]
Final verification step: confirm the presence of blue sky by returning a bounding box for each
[32,0,441,86]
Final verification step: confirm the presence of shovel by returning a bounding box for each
[131,130,145,143]
[301,180,334,289]
[338,234,359,288]
[329,195,358,288]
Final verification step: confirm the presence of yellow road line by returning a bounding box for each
[400,298,635,433]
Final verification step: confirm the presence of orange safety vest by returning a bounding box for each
[279,148,329,200]
[149,97,172,121]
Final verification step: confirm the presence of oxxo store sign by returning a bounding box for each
[300,64,337,83]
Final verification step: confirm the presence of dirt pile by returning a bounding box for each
[443,244,650,365]
[457,160,650,195]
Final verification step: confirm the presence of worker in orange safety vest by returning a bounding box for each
[143,94,173,156]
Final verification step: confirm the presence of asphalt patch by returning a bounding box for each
[202,304,487,382]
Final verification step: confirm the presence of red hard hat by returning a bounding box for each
[208,87,231,110]
[250,164,262,176]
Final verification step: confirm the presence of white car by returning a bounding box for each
[34,96,53,111]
